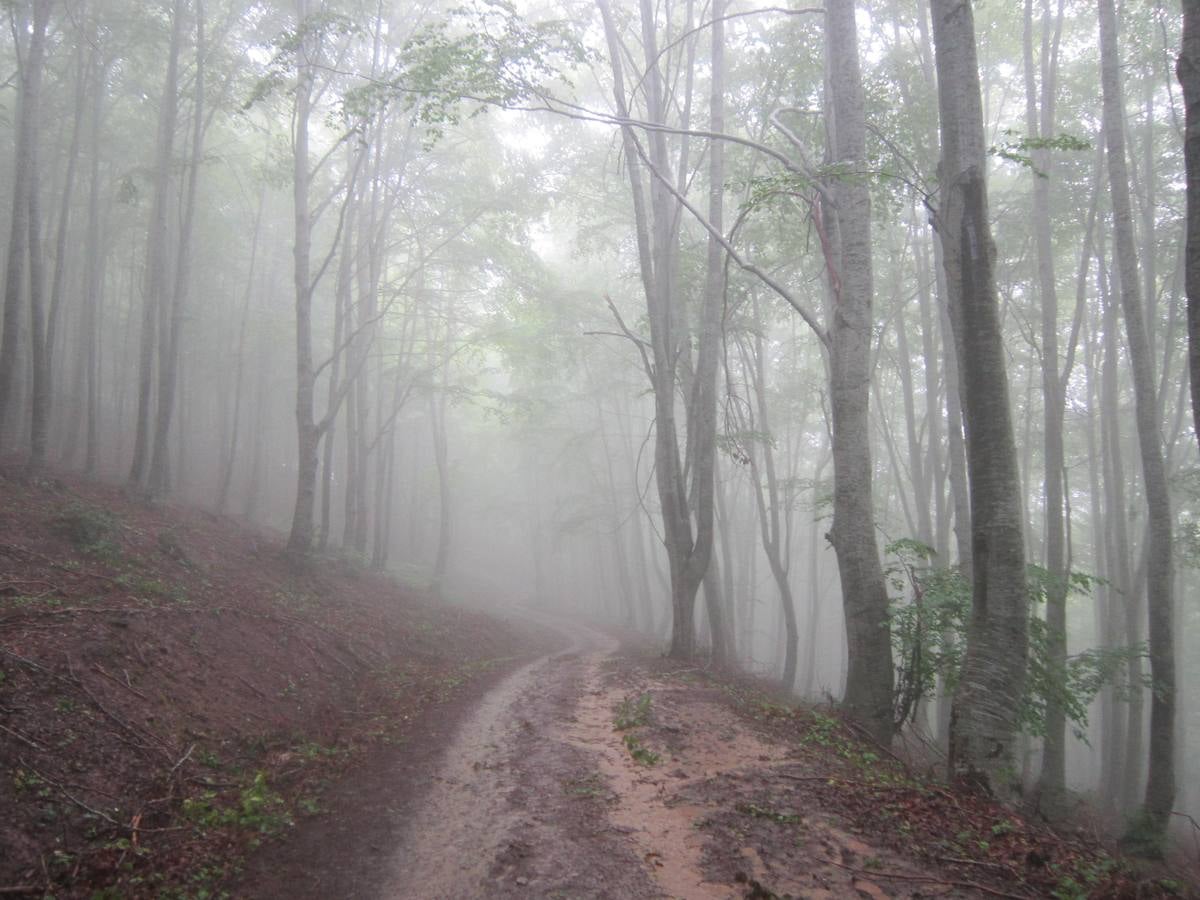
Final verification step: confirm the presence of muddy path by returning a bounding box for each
[237,611,990,899]
[392,619,973,900]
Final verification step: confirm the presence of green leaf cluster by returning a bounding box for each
[885,541,1146,740]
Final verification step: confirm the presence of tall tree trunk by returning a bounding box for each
[39,41,87,470]
[429,330,451,597]
[286,0,319,557]
[26,23,50,473]
[1099,0,1176,850]
[1025,0,1070,814]
[931,0,1029,800]
[149,0,205,496]
[216,179,265,514]
[739,309,799,691]
[0,0,50,445]
[597,0,705,658]
[81,48,107,476]
[1098,238,1137,811]
[1181,0,1200,457]
[129,0,184,488]
[825,0,894,743]
[694,0,730,667]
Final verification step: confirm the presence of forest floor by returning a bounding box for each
[0,469,1196,898]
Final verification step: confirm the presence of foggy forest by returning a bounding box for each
[2,0,1200,896]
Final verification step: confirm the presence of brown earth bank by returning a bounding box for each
[2,469,1197,899]
[0,467,558,898]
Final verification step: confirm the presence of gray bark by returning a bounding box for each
[931,0,1030,800]
[0,0,50,446]
[825,0,894,743]
[130,0,184,489]
[1099,0,1176,847]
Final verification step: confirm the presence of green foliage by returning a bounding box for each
[1051,855,1120,899]
[613,692,658,764]
[621,733,660,766]
[563,772,607,798]
[182,772,292,835]
[52,502,122,561]
[885,542,1145,740]
[884,539,967,728]
[989,128,1091,177]
[613,692,653,731]
[400,1,587,131]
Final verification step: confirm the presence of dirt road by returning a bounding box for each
[233,611,1090,898]
[372,616,967,899]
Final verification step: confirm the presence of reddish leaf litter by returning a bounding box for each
[0,469,551,898]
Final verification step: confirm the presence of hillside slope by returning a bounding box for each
[0,472,547,897]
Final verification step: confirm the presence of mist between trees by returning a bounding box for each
[0,0,1196,855]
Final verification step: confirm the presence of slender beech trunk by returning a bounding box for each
[130,0,184,488]
[39,41,87,468]
[694,0,730,666]
[1098,240,1138,811]
[931,0,1029,800]
[0,0,50,445]
[739,311,799,691]
[825,0,894,743]
[1025,0,1070,812]
[287,0,319,557]
[216,180,265,514]
[429,314,451,596]
[1099,0,1176,848]
[81,46,107,474]
[149,0,205,496]
[597,0,706,658]
[1183,0,1200,454]
[25,15,50,472]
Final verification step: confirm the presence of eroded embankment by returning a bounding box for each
[0,472,549,898]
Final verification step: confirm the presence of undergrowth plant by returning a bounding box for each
[885,539,1147,739]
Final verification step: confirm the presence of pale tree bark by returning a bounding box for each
[1098,238,1139,811]
[286,3,365,557]
[216,177,265,515]
[930,0,1029,800]
[735,306,800,690]
[1024,0,1071,814]
[825,0,894,743]
[25,8,51,473]
[319,173,354,550]
[915,0,972,581]
[40,41,87,470]
[287,0,320,556]
[1181,0,1200,456]
[429,308,452,597]
[149,0,206,496]
[129,0,184,489]
[0,0,51,446]
[1099,0,1176,849]
[81,46,108,475]
[695,0,730,666]
[597,0,710,659]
